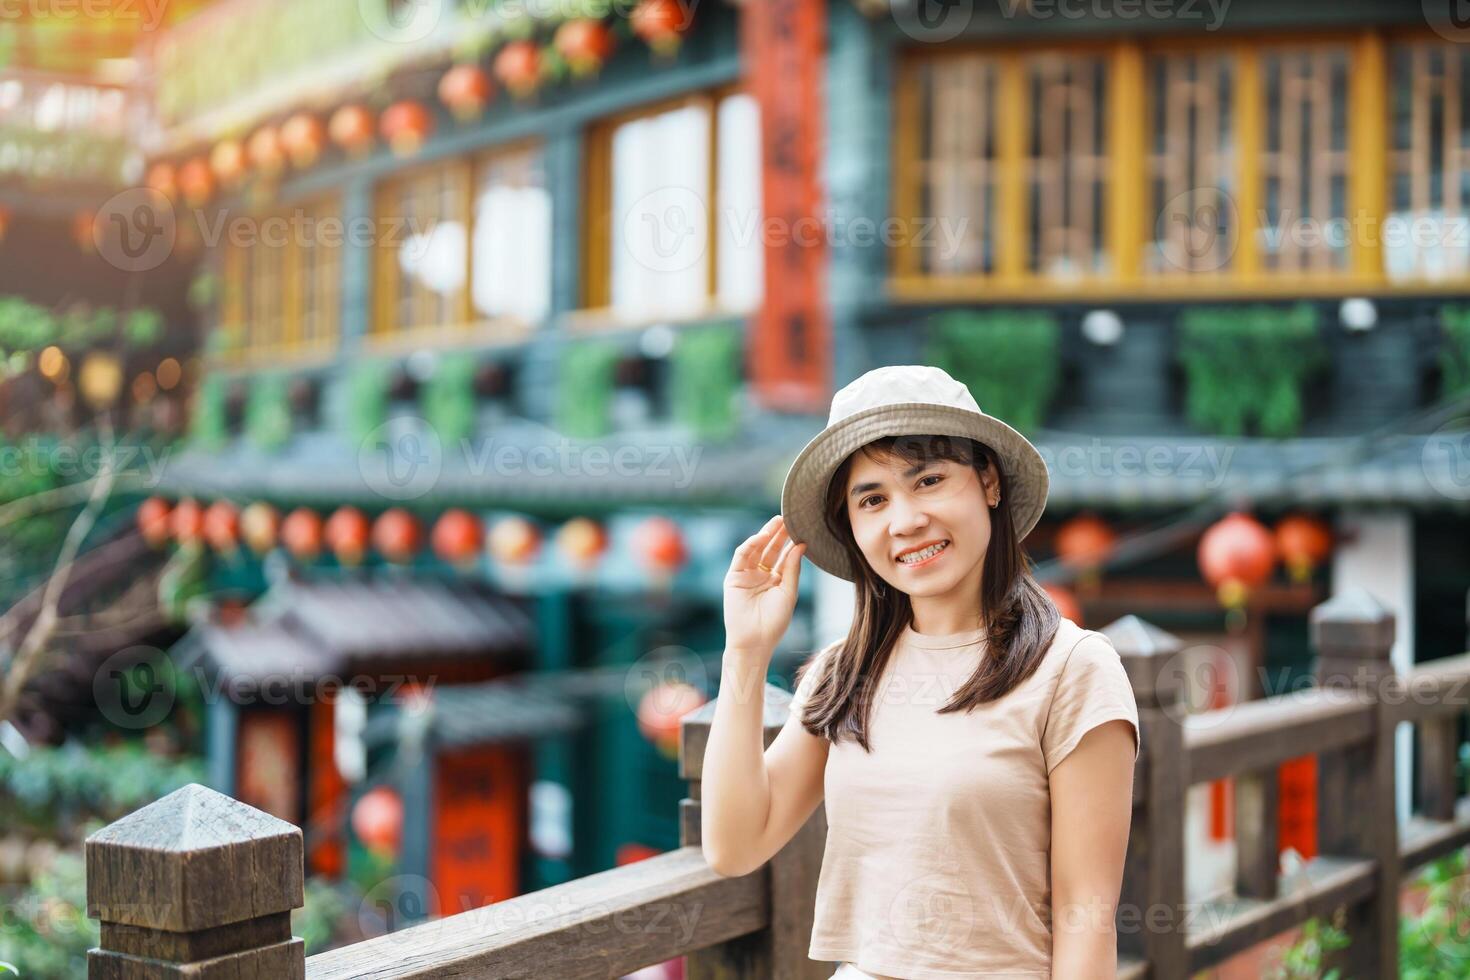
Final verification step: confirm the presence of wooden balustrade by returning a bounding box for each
[84,588,1470,979]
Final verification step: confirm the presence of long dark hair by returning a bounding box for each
[795,434,1059,750]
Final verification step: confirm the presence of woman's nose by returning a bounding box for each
[888,494,931,535]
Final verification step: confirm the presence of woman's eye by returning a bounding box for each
[918,475,943,489]
[859,495,882,509]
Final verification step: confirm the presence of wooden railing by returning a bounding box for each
[84,589,1470,978]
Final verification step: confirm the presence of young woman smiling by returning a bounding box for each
[700,365,1140,980]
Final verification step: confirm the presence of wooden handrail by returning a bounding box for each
[83,589,1470,979]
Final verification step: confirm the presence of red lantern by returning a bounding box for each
[1274,514,1333,583]
[432,509,483,566]
[636,682,706,758]
[145,162,178,199]
[240,502,280,556]
[0,205,9,243]
[329,104,375,156]
[1043,583,1082,624]
[488,515,542,565]
[1055,513,1116,591]
[493,41,542,99]
[438,64,494,121]
[633,516,687,575]
[372,508,422,563]
[209,139,248,186]
[72,211,96,253]
[281,507,323,561]
[554,19,615,76]
[171,498,205,546]
[203,500,241,554]
[325,506,371,566]
[556,517,606,568]
[247,125,286,175]
[379,100,434,157]
[1198,511,1277,609]
[631,0,689,56]
[281,112,326,169]
[137,497,172,548]
[351,786,403,855]
[178,157,215,206]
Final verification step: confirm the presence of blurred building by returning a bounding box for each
[123,0,1470,929]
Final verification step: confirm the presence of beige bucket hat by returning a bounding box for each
[779,365,1050,582]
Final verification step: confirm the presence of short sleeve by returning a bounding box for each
[1042,631,1140,774]
[789,641,839,719]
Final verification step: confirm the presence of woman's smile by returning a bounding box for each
[894,539,951,568]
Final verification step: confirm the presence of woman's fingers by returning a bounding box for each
[757,523,789,572]
[731,516,781,569]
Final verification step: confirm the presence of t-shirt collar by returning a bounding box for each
[899,621,988,650]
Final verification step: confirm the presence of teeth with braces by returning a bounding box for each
[897,541,949,563]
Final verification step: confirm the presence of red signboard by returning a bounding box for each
[741,0,831,412]
[432,746,527,915]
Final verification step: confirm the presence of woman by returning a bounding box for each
[700,365,1140,980]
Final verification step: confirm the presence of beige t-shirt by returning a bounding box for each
[791,618,1140,980]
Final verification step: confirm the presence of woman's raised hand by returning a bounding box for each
[723,515,806,661]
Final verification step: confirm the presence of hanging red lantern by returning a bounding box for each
[488,515,542,565]
[281,112,327,169]
[240,502,280,556]
[137,497,173,548]
[247,125,286,175]
[1055,513,1116,590]
[1274,514,1333,584]
[72,211,96,253]
[325,506,371,566]
[379,100,434,157]
[438,64,494,121]
[177,157,215,207]
[1043,583,1083,624]
[636,682,706,758]
[145,161,178,200]
[281,507,324,561]
[432,509,483,566]
[373,508,422,563]
[209,139,248,187]
[554,19,615,76]
[203,500,241,554]
[1198,511,1277,610]
[631,0,689,56]
[329,104,376,156]
[351,785,403,855]
[493,41,542,99]
[171,498,205,546]
[633,516,687,575]
[556,517,607,568]
[0,205,9,244]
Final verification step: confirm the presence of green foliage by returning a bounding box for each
[1265,906,1349,979]
[346,360,391,447]
[671,324,742,441]
[0,742,204,832]
[1400,849,1470,978]
[295,877,354,955]
[1176,304,1326,438]
[189,374,229,450]
[123,309,164,348]
[245,374,292,451]
[0,297,55,350]
[922,309,1060,433]
[0,850,96,980]
[556,341,620,439]
[1439,306,1470,402]
[0,296,167,357]
[159,542,211,624]
[421,353,478,446]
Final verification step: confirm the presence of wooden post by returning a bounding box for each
[679,679,828,980]
[86,783,305,979]
[1310,589,1400,980]
[1101,615,1189,978]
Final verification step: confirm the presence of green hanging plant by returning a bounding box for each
[1176,304,1325,438]
[346,359,391,447]
[189,374,229,450]
[671,323,742,441]
[0,296,56,350]
[421,352,478,446]
[245,373,292,450]
[556,340,620,439]
[922,309,1060,434]
[123,308,164,348]
[1438,306,1470,402]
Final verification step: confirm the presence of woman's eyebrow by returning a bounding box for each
[848,462,933,497]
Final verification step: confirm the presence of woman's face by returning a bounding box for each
[843,448,998,599]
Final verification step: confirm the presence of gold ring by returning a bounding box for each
[757,562,772,573]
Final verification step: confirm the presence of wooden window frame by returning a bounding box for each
[371,139,545,351]
[574,83,752,332]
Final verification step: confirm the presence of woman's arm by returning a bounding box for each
[1049,719,1137,979]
